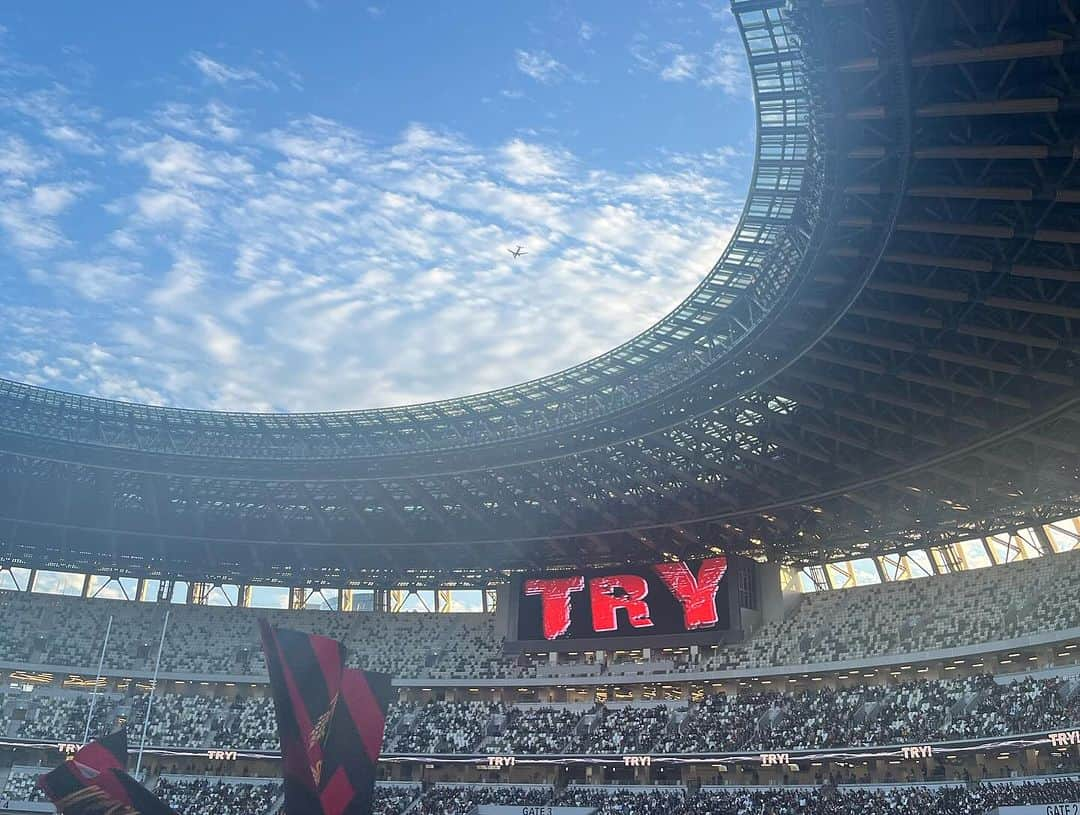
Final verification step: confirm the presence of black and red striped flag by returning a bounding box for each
[75,729,128,772]
[316,666,393,815]
[39,729,130,813]
[259,621,393,815]
[38,730,180,815]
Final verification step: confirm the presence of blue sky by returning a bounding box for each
[0,1,754,412]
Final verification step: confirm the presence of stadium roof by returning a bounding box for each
[1,0,1079,586]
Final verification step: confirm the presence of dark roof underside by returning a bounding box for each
[1,0,1078,585]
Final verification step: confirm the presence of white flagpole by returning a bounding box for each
[83,614,114,746]
[136,608,170,778]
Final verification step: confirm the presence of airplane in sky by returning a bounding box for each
[507,245,528,259]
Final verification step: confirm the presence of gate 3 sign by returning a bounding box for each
[516,556,734,642]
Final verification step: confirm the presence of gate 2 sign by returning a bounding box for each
[516,556,732,642]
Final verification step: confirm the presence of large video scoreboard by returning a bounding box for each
[509,554,756,650]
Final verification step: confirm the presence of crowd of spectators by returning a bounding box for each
[350,778,1080,815]
[717,551,1080,673]
[219,695,279,751]
[574,705,675,754]
[558,786,685,815]
[0,592,509,680]
[359,674,1080,756]
[128,692,219,749]
[3,673,1078,755]
[0,771,412,814]
[15,692,117,741]
[0,551,1076,682]
[556,779,1080,815]
[4,774,1080,814]
[388,700,501,754]
[153,776,281,815]
[678,674,1079,754]
[412,784,550,815]
[372,784,421,815]
[0,769,46,803]
[482,705,585,754]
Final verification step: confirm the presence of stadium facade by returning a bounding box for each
[2,0,1080,813]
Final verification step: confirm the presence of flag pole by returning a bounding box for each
[136,608,170,778]
[83,614,114,746]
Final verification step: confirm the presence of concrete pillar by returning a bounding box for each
[758,562,785,623]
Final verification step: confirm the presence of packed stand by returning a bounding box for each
[372,784,421,815]
[574,705,676,754]
[483,705,586,754]
[17,692,117,741]
[558,786,686,815]
[716,550,1080,672]
[664,692,767,754]
[412,784,551,815]
[6,673,1080,754]
[218,695,278,751]
[154,776,281,815]
[128,693,218,748]
[387,700,503,754]
[0,589,512,680]
[0,768,47,803]
[0,551,1077,683]
[692,778,1080,815]
[551,778,1080,815]
[671,674,1080,754]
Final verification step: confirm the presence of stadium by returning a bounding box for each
[2,0,1080,813]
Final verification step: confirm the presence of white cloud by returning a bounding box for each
[42,123,101,154]
[200,316,242,364]
[660,53,697,82]
[498,139,572,184]
[42,259,139,302]
[0,205,64,252]
[29,183,83,215]
[150,255,204,309]
[392,122,469,156]
[633,39,748,97]
[0,134,51,176]
[515,50,572,84]
[0,43,747,412]
[41,120,740,409]
[188,51,276,90]
[697,43,747,95]
[2,87,104,155]
[133,188,205,228]
[123,135,254,187]
[156,101,242,143]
